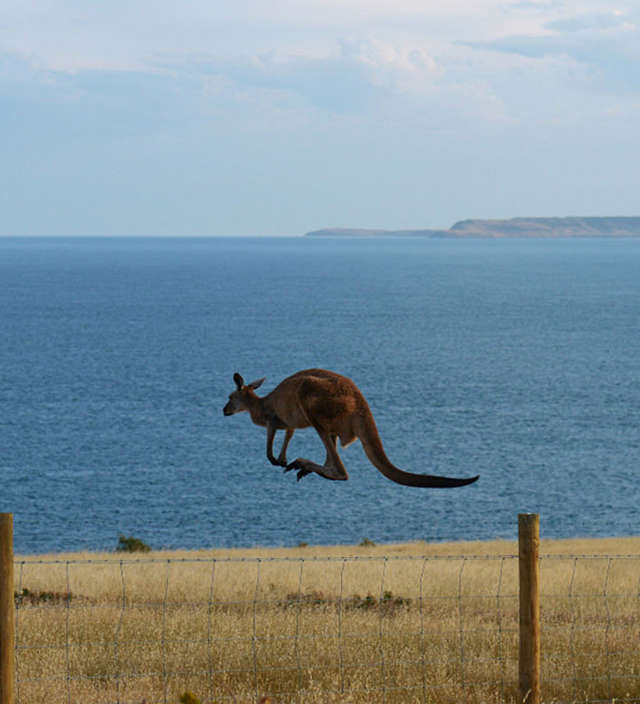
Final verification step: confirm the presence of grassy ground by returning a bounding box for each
[13,536,640,704]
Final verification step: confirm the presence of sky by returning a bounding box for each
[1,0,639,236]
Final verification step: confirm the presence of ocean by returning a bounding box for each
[2,236,639,554]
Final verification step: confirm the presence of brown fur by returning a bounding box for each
[223,369,479,488]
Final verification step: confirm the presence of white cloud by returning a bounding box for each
[464,7,640,92]
[546,11,632,32]
[0,0,554,73]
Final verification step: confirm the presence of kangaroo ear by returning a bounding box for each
[247,377,265,390]
[233,372,244,389]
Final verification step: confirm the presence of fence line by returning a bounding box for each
[9,558,640,703]
[10,550,520,702]
[3,515,640,703]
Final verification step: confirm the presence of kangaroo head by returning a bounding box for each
[223,372,266,416]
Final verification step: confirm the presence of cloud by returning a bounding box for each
[546,11,631,32]
[0,0,537,76]
[190,49,378,114]
[0,55,196,145]
[505,1,563,8]
[463,8,640,91]
[161,39,443,120]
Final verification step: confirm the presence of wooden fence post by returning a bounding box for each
[518,513,540,704]
[0,514,14,704]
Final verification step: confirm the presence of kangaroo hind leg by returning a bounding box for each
[277,428,294,466]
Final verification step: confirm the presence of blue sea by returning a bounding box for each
[2,236,640,554]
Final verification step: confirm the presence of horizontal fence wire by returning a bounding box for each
[10,553,640,704]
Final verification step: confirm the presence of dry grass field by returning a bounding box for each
[12,536,640,704]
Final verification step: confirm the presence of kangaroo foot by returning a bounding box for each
[284,459,313,481]
[285,458,346,482]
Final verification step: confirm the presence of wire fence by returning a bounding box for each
[9,549,640,704]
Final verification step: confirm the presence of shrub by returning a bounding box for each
[178,692,201,704]
[14,588,73,606]
[115,534,151,553]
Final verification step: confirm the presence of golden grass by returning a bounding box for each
[12,536,640,704]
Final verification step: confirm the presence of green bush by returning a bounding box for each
[359,537,376,547]
[115,534,151,553]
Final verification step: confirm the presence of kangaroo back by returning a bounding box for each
[355,408,478,488]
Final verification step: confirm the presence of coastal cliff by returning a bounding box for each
[306,217,640,238]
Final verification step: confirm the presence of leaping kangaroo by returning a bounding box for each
[223,369,479,488]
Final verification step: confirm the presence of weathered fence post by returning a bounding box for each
[0,514,14,704]
[518,513,540,704]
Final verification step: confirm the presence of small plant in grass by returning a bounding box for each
[14,588,73,606]
[178,692,201,704]
[359,537,376,547]
[115,534,151,553]
[279,589,411,613]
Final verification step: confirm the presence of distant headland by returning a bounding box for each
[305,217,640,238]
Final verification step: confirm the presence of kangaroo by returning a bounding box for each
[223,369,478,488]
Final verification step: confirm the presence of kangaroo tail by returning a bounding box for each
[358,415,479,488]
